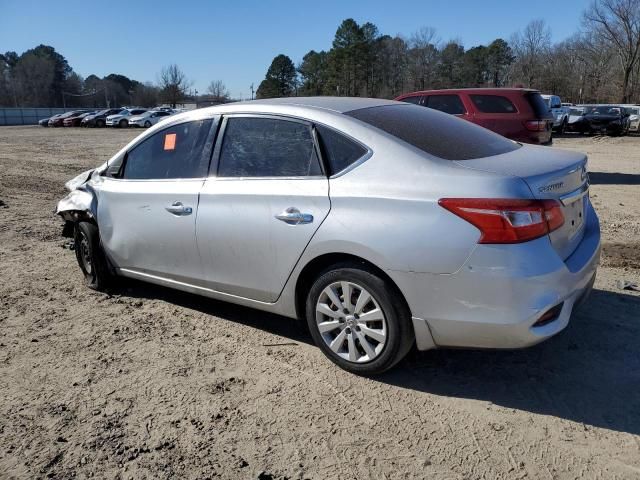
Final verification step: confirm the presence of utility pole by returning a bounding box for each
[250,83,254,100]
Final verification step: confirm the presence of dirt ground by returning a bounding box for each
[0,126,639,480]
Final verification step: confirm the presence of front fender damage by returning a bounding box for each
[56,187,97,237]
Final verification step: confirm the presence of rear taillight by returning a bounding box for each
[438,198,565,244]
[524,120,548,132]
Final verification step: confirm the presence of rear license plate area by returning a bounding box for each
[566,196,585,238]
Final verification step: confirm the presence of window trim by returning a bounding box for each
[211,113,328,180]
[312,122,372,178]
[108,117,219,182]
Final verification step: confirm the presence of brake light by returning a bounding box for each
[524,120,548,131]
[438,198,565,244]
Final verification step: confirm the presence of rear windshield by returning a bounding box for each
[526,92,552,119]
[345,104,520,160]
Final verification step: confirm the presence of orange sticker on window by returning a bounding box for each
[164,133,176,150]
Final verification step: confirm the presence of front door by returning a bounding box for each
[196,115,330,302]
[96,118,216,283]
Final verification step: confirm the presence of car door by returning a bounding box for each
[95,117,217,283]
[196,115,330,302]
[424,94,471,121]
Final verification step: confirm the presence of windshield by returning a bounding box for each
[345,104,520,160]
[628,107,640,115]
[588,106,621,115]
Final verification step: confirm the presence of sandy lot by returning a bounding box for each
[0,126,639,479]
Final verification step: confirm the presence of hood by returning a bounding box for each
[65,169,94,191]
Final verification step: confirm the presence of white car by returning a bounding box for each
[623,106,639,133]
[106,108,148,128]
[541,95,571,133]
[129,110,173,128]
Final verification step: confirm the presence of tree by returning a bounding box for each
[438,41,465,87]
[407,27,440,91]
[298,50,328,95]
[511,20,552,88]
[256,54,297,98]
[583,0,640,102]
[158,64,191,107]
[206,80,230,101]
[486,39,514,86]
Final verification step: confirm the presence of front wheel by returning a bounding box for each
[305,264,414,375]
[119,119,128,128]
[144,120,151,128]
[74,221,112,291]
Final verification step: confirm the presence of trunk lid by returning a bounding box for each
[455,146,589,260]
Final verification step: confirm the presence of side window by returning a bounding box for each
[470,95,517,113]
[316,125,368,175]
[122,119,213,180]
[401,96,423,105]
[425,95,466,115]
[217,117,322,177]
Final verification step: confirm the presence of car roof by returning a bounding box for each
[225,96,399,113]
[398,88,539,97]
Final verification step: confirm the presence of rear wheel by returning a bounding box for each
[74,221,111,291]
[305,264,414,375]
[558,118,567,134]
[119,119,128,128]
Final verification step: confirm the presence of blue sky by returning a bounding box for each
[1,0,590,99]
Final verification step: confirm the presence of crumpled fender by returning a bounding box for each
[56,187,97,222]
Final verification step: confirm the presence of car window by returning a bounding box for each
[122,119,213,180]
[400,96,423,105]
[425,95,466,115]
[346,104,520,160]
[158,111,170,116]
[131,109,146,115]
[316,125,368,175]
[470,95,517,113]
[217,117,322,177]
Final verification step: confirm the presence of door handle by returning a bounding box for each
[165,201,192,216]
[275,207,313,225]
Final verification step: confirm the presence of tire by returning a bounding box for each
[96,119,105,128]
[558,118,567,135]
[74,221,112,291]
[305,263,414,375]
[144,120,151,128]
[119,119,128,128]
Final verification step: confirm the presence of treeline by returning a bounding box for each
[258,0,640,103]
[0,46,230,108]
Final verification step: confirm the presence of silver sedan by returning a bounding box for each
[57,97,601,374]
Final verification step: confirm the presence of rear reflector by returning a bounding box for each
[532,303,564,327]
[438,198,565,244]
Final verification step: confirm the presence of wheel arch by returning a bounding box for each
[294,252,412,322]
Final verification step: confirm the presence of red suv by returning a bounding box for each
[395,88,553,145]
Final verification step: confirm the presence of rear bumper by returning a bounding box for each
[390,201,601,350]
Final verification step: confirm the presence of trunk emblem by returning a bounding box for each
[539,182,564,193]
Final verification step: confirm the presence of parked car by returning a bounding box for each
[395,88,554,145]
[625,106,640,133]
[48,110,88,127]
[541,95,571,133]
[128,110,173,128]
[582,105,630,136]
[63,111,96,127]
[81,108,124,128]
[39,114,60,127]
[57,97,600,375]
[106,108,147,128]
[566,107,589,133]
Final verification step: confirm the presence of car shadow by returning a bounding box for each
[380,288,640,436]
[588,171,640,185]
[113,281,640,435]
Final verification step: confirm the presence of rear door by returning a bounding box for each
[196,115,330,302]
[96,118,216,282]
[424,94,470,120]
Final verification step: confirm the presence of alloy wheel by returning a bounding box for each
[78,231,93,275]
[315,281,387,363]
